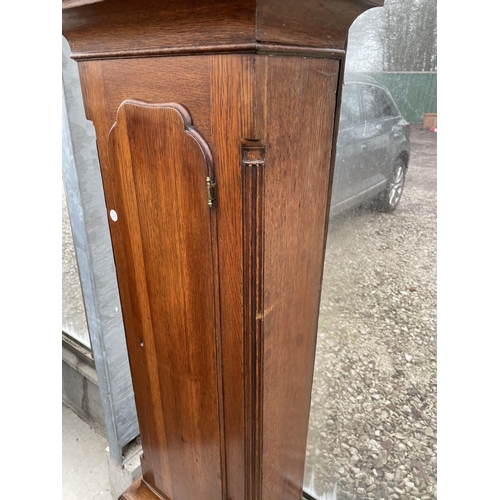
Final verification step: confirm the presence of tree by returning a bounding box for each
[379,0,437,71]
[346,0,437,73]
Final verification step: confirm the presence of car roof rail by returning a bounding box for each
[343,72,379,85]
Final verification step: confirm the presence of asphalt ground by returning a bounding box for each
[304,127,437,500]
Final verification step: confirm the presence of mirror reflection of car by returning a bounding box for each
[330,74,411,217]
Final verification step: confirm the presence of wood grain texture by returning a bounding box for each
[97,57,212,144]
[118,478,166,500]
[79,54,341,500]
[256,0,383,48]
[63,0,255,59]
[108,101,223,500]
[63,0,383,59]
[242,142,266,500]
[208,54,255,500]
[255,56,340,500]
[79,61,162,491]
[65,2,384,497]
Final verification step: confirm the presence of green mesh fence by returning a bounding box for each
[367,72,437,124]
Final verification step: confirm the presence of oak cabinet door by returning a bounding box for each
[108,101,223,500]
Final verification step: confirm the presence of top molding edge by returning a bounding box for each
[63,0,384,59]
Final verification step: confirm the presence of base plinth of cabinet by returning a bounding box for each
[119,477,169,500]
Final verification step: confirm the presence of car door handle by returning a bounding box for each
[360,143,368,151]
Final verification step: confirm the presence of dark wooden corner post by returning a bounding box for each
[62,1,383,498]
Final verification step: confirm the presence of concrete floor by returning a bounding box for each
[62,403,113,500]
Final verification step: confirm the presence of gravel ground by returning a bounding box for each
[304,127,437,500]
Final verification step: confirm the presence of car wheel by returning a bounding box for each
[378,159,406,212]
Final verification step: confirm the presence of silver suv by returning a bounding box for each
[331,74,411,216]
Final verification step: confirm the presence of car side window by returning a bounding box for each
[339,84,362,128]
[375,87,398,117]
[361,85,398,120]
[360,86,381,121]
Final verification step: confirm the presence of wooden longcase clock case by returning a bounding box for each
[62,1,383,499]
